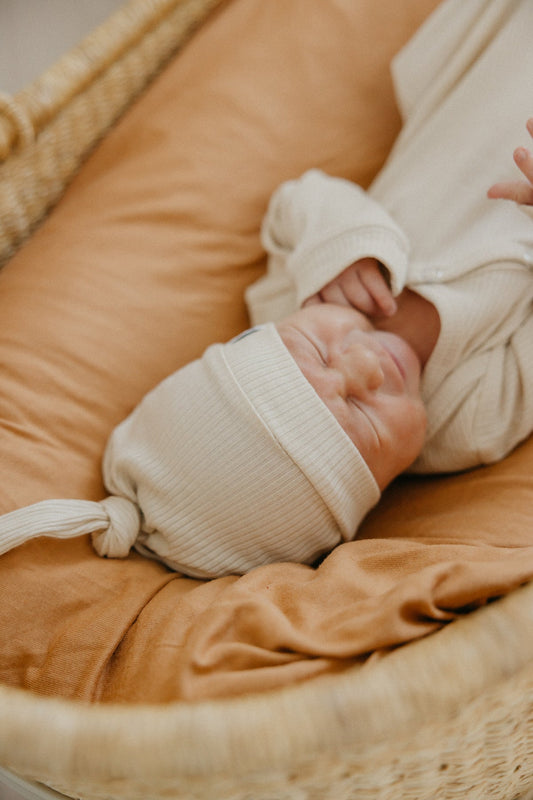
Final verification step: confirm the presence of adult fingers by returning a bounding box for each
[514,146,533,186]
[487,180,533,205]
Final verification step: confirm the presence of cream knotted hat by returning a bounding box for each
[0,324,379,578]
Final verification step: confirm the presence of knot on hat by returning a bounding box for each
[92,495,141,558]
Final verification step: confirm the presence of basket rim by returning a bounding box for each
[1,579,532,782]
[0,0,211,160]
[0,0,225,267]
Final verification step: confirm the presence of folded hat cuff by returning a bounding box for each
[219,322,380,539]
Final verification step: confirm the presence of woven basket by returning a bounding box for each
[1,2,533,798]
[0,0,224,267]
[0,582,533,799]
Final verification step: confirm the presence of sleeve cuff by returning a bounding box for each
[290,225,409,306]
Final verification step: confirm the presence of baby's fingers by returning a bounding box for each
[318,281,354,307]
[302,293,322,307]
[358,261,397,317]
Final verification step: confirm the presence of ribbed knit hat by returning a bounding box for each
[0,324,380,578]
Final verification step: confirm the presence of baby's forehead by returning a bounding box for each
[286,304,374,334]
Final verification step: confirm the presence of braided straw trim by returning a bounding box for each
[0,0,225,268]
[0,0,221,159]
[1,580,533,800]
[0,92,35,153]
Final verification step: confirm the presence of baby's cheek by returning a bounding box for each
[403,401,427,459]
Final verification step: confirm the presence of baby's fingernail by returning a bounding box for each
[515,147,528,163]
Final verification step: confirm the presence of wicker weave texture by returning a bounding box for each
[0,0,224,268]
[1,582,533,800]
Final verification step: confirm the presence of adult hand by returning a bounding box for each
[488,118,533,205]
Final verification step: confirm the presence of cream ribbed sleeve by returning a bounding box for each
[247,0,533,475]
[411,264,533,473]
[246,170,409,324]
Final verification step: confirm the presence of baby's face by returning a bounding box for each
[277,304,427,490]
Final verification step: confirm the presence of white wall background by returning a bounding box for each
[0,0,124,94]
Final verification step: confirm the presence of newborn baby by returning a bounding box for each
[0,304,426,578]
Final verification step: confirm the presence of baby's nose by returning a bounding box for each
[338,342,384,395]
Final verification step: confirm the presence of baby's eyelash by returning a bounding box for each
[307,334,328,365]
[347,396,364,412]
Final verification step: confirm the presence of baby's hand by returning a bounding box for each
[303,257,397,317]
[487,118,533,205]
